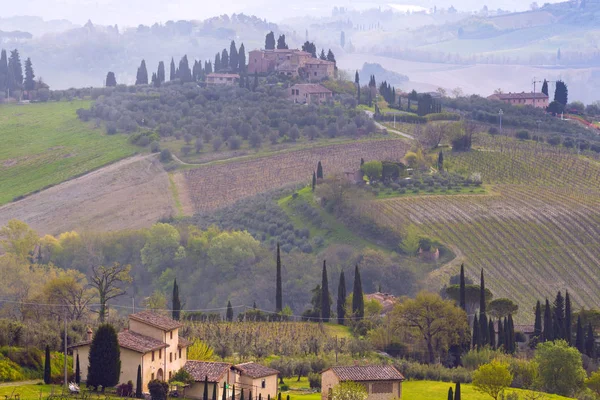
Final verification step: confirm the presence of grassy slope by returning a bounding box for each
[0,101,137,205]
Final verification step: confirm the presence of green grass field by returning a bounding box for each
[0,101,138,205]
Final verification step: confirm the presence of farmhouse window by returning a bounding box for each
[179,348,182,358]
[261,380,266,388]
[372,382,393,394]
[170,352,173,362]
[170,331,173,340]
[159,349,162,359]
[151,373,155,380]
[152,351,155,361]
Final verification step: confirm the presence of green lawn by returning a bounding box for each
[0,101,138,205]
[323,323,353,340]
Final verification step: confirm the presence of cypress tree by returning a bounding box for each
[479,269,486,314]
[503,317,510,353]
[543,298,553,342]
[226,301,233,322]
[277,35,288,49]
[312,172,316,191]
[276,243,283,313]
[507,314,515,353]
[586,323,595,358]
[136,365,142,398]
[205,61,212,74]
[454,382,461,400]
[135,60,148,85]
[554,291,565,340]
[106,71,117,87]
[238,43,246,73]
[203,376,209,400]
[222,383,227,400]
[178,55,192,83]
[488,319,496,349]
[337,270,346,325]
[44,345,51,384]
[576,316,584,353]
[265,31,275,50]
[170,58,176,81]
[8,49,23,90]
[212,381,217,400]
[438,151,444,172]
[554,80,568,106]
[459,264,466,311]
[75,353,81,384]
[316,161,323,179]
[355,71,360,103]
[229,40,238,71]
[157,61,165,83]
[447,387,453,400]
[472,314,479,350]
[0,49,7,95]
[497,318,504,350]
[565,291,572,345]
[214,53,221,73]
[352,265,364,319]
[534,300,542,338]
[23,58,35,91]
[321,260,330,322]
[249,391,252,400]
[87,324,121,391]
[541,79,548,96]
[221,49,229,71]
[172,279,181,321]
[480,313,488,346]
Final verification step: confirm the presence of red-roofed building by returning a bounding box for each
[290,84,333,105]
[321,365,405,400]
[487,92,549,108]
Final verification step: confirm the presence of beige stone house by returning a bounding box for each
[70,311,190,390]
[183,361,232,400]
[487,92,549,108]
[247,49,334,80]
[206,73,240,86]
[289,84,332,105]
[301,59,335,81]
[231,362,279,400]
[321,365,405,400]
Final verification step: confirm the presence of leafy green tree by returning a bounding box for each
[44,345,51,384]
[360,161,382,181]
[277,35,288,50]
[585,371,600,397]
[352,265,364,319]
[535,340,585,396]
[75,353,81,384]
[106,72,117,87]
[472,361,513,400]
[265,32,275,50]
[337,270,346,325]
[188,340,215,361]
[170,58,176,81]
[226,301,233,322]
[23,58,34,91]
[90,262,132,323]
[148,380,168,400]
[400,225,421,256]
[136,365,142,398]
[140,223,182,275]
[87,324,121,391]
[331,382,367,400]
[172,279,181,320]
[276,243,282,313]
[135,60,148,85]
[554,80,568,106]
[321,260,330,322]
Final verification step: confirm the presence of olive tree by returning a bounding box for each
[472,360,513,400]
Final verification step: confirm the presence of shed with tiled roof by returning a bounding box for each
[231,362,280,400]
[183,361,231,400]
[321,365,405,400]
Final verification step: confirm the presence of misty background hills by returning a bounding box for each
[1,0,599,102]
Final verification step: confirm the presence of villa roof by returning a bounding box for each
[68,330,169,354]
[326,365,405,382]
[129,310,183,331]
[290,84,332,94]
[233,362,280,378]
[491,92,548,100]
[184,361,232,382]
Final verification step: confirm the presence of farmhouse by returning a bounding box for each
[183,361,231,400]
[70,311,190,389]
[206,73,240,86]
[231,362,280,399]
[247,49,334,80]
[487,92,549,108]
[290,84,332,105]
[321,365,405,400]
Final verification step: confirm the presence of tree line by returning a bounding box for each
[0,48,39,100]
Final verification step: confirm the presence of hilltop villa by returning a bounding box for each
[487,92,549,108]
[247,49,335,80]
[321,365,405,400]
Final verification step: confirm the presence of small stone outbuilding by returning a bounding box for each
[183,361,231,400]
[231,362,280,400]
[321,365,405,400]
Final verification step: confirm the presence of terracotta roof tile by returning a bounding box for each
[233,362,280,378]
[491,92,548,100]
[69,330,169,354]
[129,311,183,331]
[184,361,231,382]
[328,365,405,382]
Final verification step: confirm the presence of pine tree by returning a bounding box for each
[172,279,181,321]
[337,270,346,325]
[44,345,51,384]
[312,172,316,191]
[321,260,330,322]
[316,161,323,179]
[586,323,595,358]
[135,60,148,85]
[203,376,209,400]
[106,71,117,87]
[554,291,565,340]
[276,243,282,313]
[238,43,246,73]
[489,319,496,349]
[576,316,584,353]
[170,58,176,81]
[472,314,480,350]
[229,40,238,71]
[265,32,276,50]
[565,291,572,345]
[277,35,288,49]
[221,49,229,71]
[23,58,35,91]
[75,353,81,384]
[534,300,542,338]
[454,382,461,400]
[226,301,233,322]
[541,79,548,96]
[543,298,553,342]
[459,264,466,311]
[157,61,165,83]
[136,365,142,398]
[87,324,121,391]
[352,265,364,319]
[447,387,453,400]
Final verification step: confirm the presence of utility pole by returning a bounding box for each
[532,77,542,107]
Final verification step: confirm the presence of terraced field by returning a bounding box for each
[178,139,409,212]
[364,137,600,315]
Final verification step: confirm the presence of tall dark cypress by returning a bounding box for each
[136,365,142,398]
[497,318,504,350]
[534,300,542,338]
[87,324,121,391]
[586,323,595,358]
[503,317,510,353]
[543,298,553,342]
[337,270,346,325]
[0,49,7,95]
[75,353,81,384]
[316,161,323,179]
[44,345,51,384]
[222,383,227,400]
[472,314,480,350]
[488,319,496,349]
[172,279,181,320]
[157,61,165,83]
[565,291,572,345]
[576,316,584,353]
[355,70,360,103]
[275,243,282,313]
[212,381,217,400]
[8,49,23,89]
[554,291,565,340]
[229,40,238,71]
[214,53,221,73]
[454,382,461,400]
[541,79,549,96]
[253,72,258,91]
[226,301,233,322]
[479,269,486,314]
[221,49,229,71]
[312,172,316,191]
[447,387,453,400]
[321,261,330,322]
[135,60,148,85]
[459,264,466,311]
[170,57,176,81]
[23,58,34,91]
[238,43,246,73]
[507,314,515,353]
[352,265,364,319]
[480,313,488,346]
[203,376,209,400]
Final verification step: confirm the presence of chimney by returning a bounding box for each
[87,328,93,341]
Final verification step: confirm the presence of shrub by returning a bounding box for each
[308,373,321,390]
[160,149,172,162]
[148,379,168,400]
[150,141,160,153]
[106,122,118,135]
[212,137,223,151]
[181,145,192,156]
[229,135,242,150]
[488,127,499,135]
[116,381,134,397]
[516,130,530,140]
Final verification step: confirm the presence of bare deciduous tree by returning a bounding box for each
[90,262,132,322]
